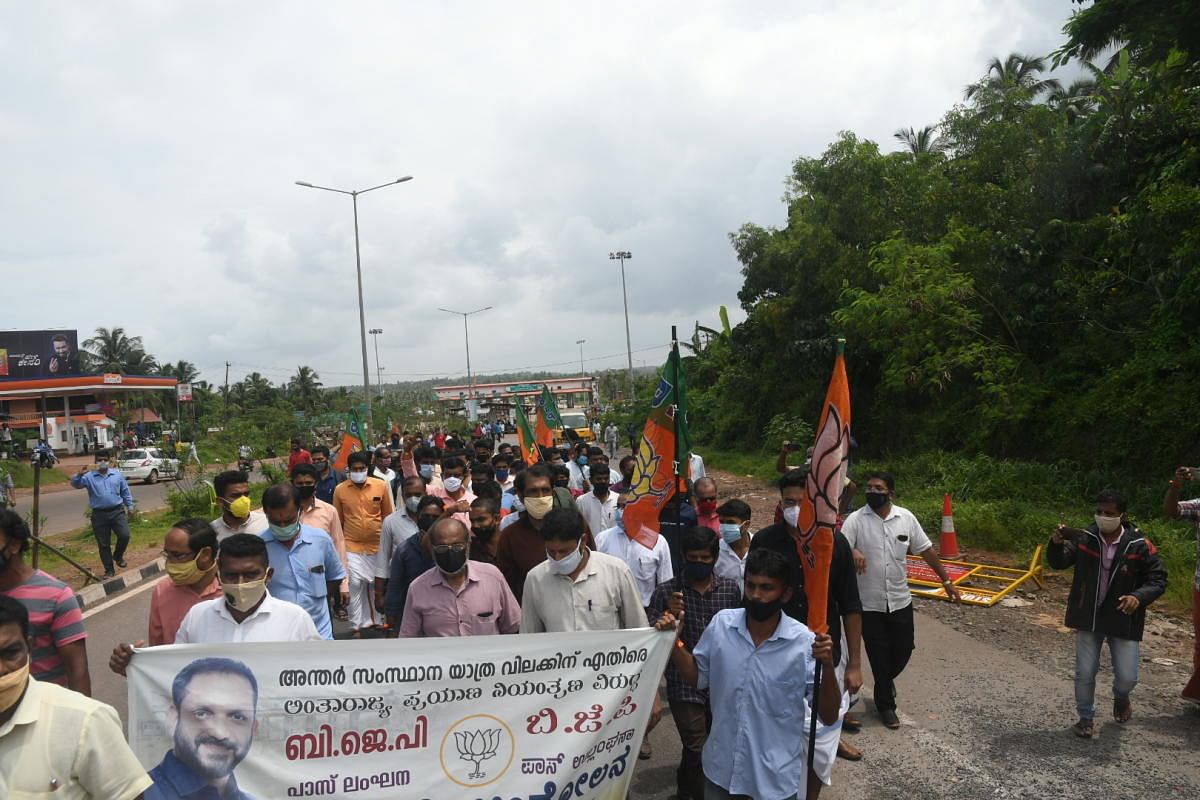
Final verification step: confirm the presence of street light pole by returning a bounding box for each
[609,251,634,396]
[369,328,384,399]
[576,338,587,403]
[296,175,413,441]
[438,306,493,421]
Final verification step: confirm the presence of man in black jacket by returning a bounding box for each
[1048,489,1167,739]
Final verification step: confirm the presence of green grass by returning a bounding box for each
[1,460,71,489]
[702,447,1198,613]
[31,507,178,584]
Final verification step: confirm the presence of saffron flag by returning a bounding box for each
[534,385,564,448]
[796,341,851,635]
[514,399,541,464]
[333,408,366,471]
[622,346,687,550]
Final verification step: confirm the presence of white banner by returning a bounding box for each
[128,629,672,799]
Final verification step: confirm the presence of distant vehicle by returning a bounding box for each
[118,447,182,484]
[556,411,595,445]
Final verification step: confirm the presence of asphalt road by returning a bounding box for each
[81,581,1200,800]
[18,479,173,535]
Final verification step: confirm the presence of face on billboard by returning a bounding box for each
[0,330,79,379]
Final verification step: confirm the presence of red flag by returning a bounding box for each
[621,354,682,550]
[797,342,851,635]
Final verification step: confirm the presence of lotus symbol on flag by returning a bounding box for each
[796,404,848,570]
[455,728,501,780]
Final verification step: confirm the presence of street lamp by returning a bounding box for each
[296,175,413,439]
[608,250,634,394]
[576,339,588,404]
[438,306,492,421]
[368,328,384,399]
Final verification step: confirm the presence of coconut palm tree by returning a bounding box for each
[287,366,324,412]
[964,53,1062,118]
[893,125,945,155]
[158,360,200,384]
[81,326,158,374]
[1047,78,1099,123]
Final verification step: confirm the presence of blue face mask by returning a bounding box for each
[269,519,301,542]
[576,456,588,466]
[419,464,435,480]
[615,507,625,530]
[719,522,744,544]
[495,469,510,481]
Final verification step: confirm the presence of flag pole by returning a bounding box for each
[670,326,682,531]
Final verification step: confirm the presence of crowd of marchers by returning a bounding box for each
[0,428,1192,799]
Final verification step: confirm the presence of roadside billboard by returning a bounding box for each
[0,330,82,379]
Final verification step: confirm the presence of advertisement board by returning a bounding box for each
[0,330,82,379]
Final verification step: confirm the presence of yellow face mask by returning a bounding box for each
[0,657,30,713]
[165,549,217,587]
[225,495,252,519]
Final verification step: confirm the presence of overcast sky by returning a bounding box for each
[1,1,1077,388]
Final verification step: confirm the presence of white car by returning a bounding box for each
[117,448,182,484]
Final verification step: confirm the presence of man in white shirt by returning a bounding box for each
[576,465,617,537]
[109,533,321,677]
[593,494,673,610]
[209,470,268,543]
[714,498,753,592]
[375,475,425,615]
[521,508,647,633]
[370,446,397,485]
[840,471,959,728]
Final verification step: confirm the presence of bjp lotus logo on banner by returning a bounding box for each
[440,714,515,788]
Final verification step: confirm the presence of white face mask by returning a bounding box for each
[443,477,463,493]
[348,470,369,485]
[1095,514,1122,536]
[782,505,801,528]
[546,543,584,575]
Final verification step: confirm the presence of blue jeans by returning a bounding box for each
[1075,629,1139,720]
[704,777,796,800]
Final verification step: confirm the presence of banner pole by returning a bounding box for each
[670,325,682,530]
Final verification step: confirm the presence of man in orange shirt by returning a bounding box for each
[333,450,393,634]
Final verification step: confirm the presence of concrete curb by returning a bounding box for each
[75,558,165,610]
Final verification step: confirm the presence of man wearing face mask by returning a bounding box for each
[432,457,476,526]
[1050,489,1167,738]
[611,455,637,495]
[257,485,346,639]
[70,454,134,577]
[370,447,397,485]
[521,507,645,634]
[842,471,958,730]
[714,499,753,593]
[692,477,720,533]
[648,526,742,800]
[400,437,443,489]
[210,470,268,543]
[376,476,426,615]
[333,451,393,634]
[0,510,91,694]
[469,496,503,566]
[565,443,590,492]
[399,518,520,638]
[497,465,593,602]
[0,596,152,799]
[310,445,344,505]
[576,464,617,538]
[384,496,443,632]
[596,493,674,610]
[292,464,348,574]
[491,453,514,492]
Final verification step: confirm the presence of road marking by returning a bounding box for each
[82,577,158,619]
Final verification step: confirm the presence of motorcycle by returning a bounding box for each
[31,442,58,469]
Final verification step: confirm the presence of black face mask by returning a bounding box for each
[683,560,714,582]
[865,492,890,510]
[743,596,784,622]
[417,515,438,532]
[435,549,468,575]
[472,525,497,541]
[593,484,609,497]
[294,485,316,500]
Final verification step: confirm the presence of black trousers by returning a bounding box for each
[861,603,915,712]
[92,506,130,574]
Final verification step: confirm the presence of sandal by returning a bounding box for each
[1072,718,1094,738]
[1113,698,1132,723]
[842,713,862,733]
[836,739,862,761]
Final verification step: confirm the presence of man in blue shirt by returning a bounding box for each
[70,456,134,577]
[656,548,839,800]
[310,445,344,505]
[257,484,346,639]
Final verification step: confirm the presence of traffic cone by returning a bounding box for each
[940,493,961,559]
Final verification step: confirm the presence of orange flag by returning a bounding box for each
[621,349,684,550]
[534,385,563,449]
[514,399,542,465]
[797,341,851,635]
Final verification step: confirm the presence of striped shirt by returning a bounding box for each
[2,570,87,685]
